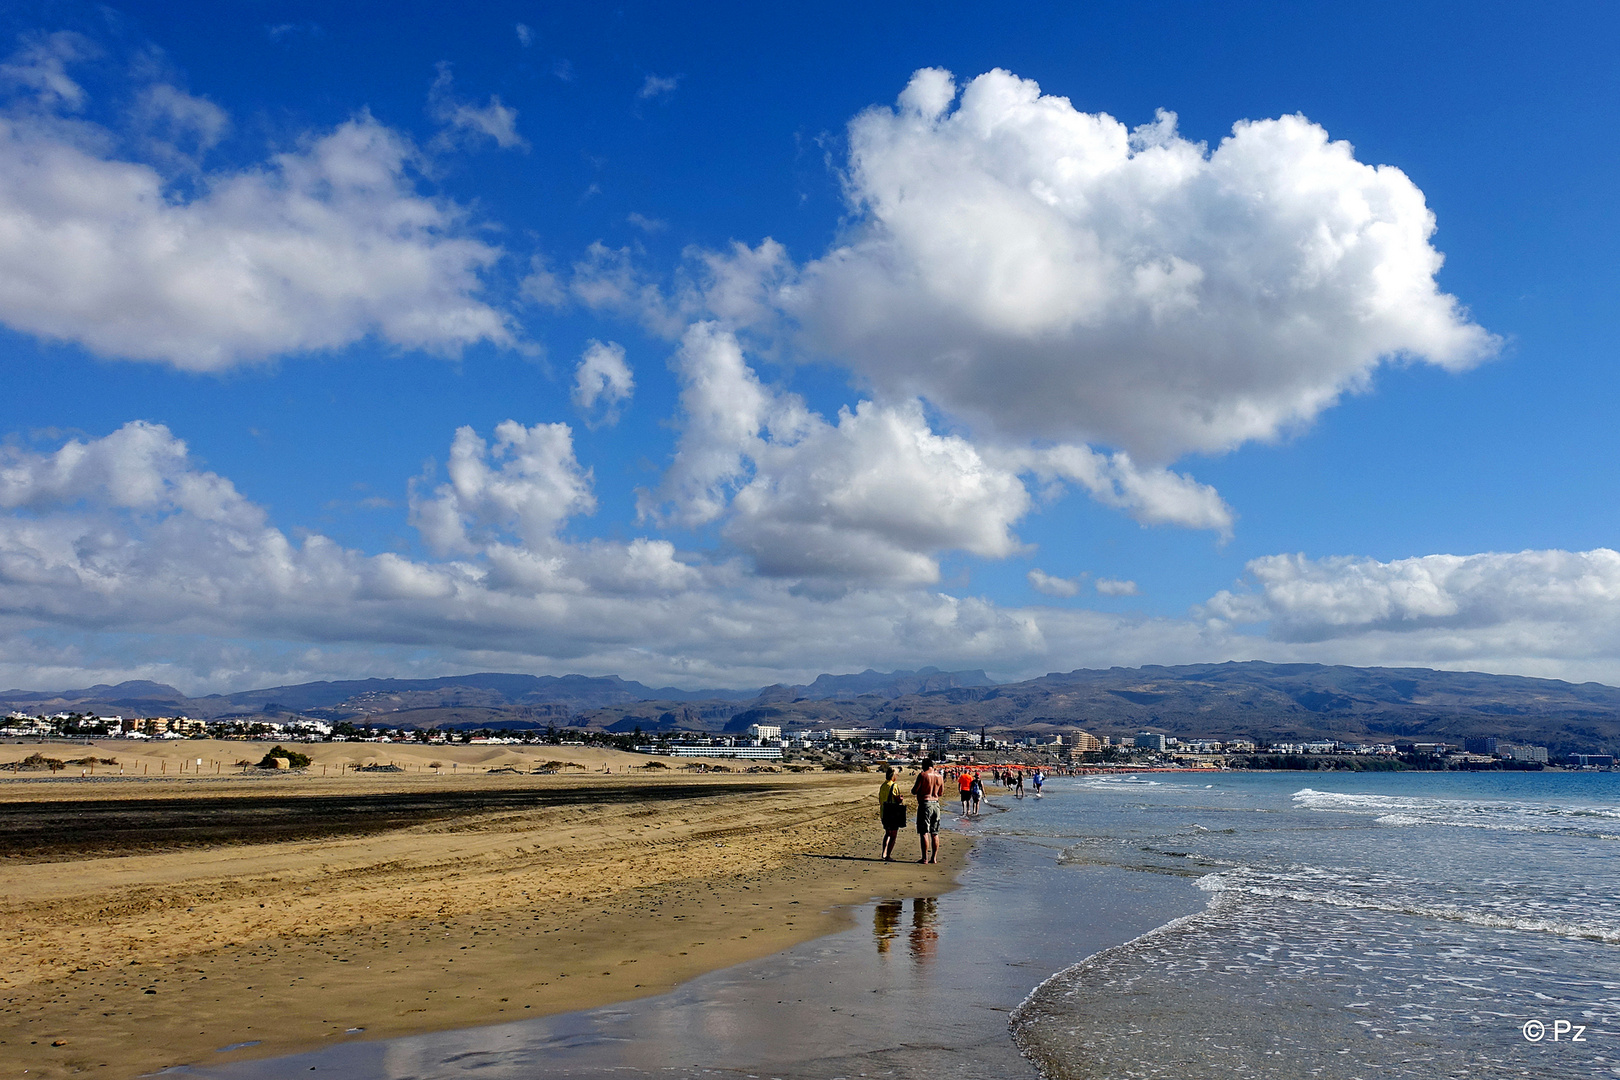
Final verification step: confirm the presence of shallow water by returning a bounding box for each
[1007,771,1620,1079]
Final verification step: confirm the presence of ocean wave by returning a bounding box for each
[1010,891,1229,1070]
[1293,787,1620,836]
[1197,868,1620,943]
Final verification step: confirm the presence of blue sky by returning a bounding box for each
[2,1,1618,693]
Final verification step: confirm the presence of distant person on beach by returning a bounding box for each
[878,765,906,861]
[1014,772,1025,798]
[957,770,974,814]
[912,758,944,863]
[969,772,984,814]
[1033,771,1044,796]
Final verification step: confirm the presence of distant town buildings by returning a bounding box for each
[3,706,1612,770]
[663,745,783,760]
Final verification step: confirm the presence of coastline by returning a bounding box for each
[192,789,1209,1080]
[1,760,966,1079]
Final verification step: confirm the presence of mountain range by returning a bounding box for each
[6,662,1620,757]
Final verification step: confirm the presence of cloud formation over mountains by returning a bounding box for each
[7,424,1620,693]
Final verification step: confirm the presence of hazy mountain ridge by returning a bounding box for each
[6,662,1620,755]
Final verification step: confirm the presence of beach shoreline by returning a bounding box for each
[187,806,1208,1080]
[0,751,967,1079]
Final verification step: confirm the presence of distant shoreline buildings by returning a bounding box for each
[4,709,1612,770]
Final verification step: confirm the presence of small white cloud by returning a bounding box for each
[1096,578,1140,597]
[1028,569,1082,598]
[572,340,634,425]
[266,23,322,43]
[637,74,681,100]
[0,31,93,111]
[627,211,667,233]
[409,421,595,555]
[131,83,230,171]
[554,241,684,337]
[515,24,533,47]
[1012,444,1234,537]
[552,59,575,82]
[519,257,567,307]
[427,62,527,151]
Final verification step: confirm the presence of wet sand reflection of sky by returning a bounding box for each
[874,897,938,962]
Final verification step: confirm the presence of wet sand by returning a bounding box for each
[190,815,1206,1080]
[0,755,964,1079]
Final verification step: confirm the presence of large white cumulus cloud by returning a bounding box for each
[0,40,512,369]
[783,68,1498,460]
[643,323,1033,587]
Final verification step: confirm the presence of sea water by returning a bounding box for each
[1006,770,1620,1079]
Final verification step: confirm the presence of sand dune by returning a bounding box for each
[1,736,688,779]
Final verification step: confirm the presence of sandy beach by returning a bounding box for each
[0,740,963,1079]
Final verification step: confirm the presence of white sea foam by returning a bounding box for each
[1009,774,1620,1080]
[1294,787,1620,837]
[1198,868,1620,943]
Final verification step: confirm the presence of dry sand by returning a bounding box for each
[1,735,672,779]
[0,741,963,1079]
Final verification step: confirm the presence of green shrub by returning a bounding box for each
[256,745,311,769]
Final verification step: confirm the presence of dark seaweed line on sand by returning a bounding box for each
[0,781,784,861]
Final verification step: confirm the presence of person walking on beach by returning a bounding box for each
[912,758,944,863]
[957,769,974,815]
[969,771,984,815]
[878,765,907,861]
[1032,771,1044,797]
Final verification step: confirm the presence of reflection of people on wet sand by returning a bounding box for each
[908,896,939,961]
[911,758,944,864]
[878,765,906,861]
[873,898,903,954]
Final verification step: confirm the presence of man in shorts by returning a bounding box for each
[957,769,974,814]
[912,758,945,863]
